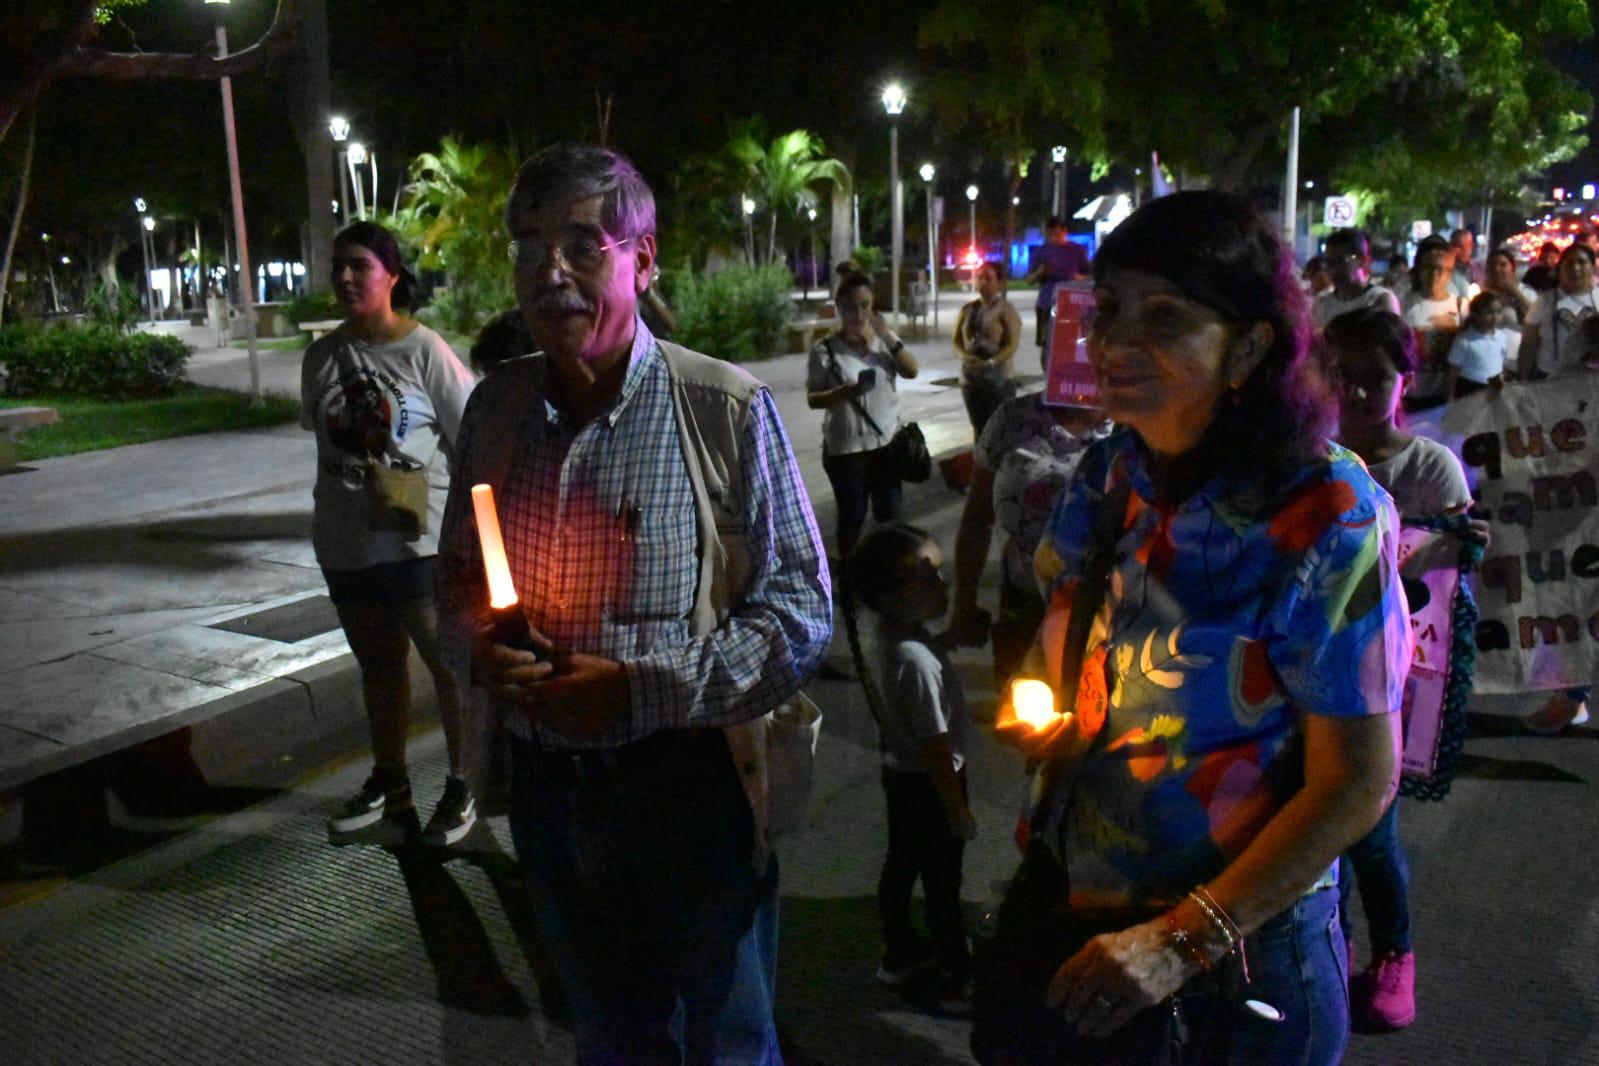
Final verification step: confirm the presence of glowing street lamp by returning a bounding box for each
[135,200,156,323]
[329,115,354,221]
[882,82,907,323]
[1051,145,1068,216]
[206,0,261,401]
[347,141,370,218]
[741,195,757,264]
[806,206,819,295]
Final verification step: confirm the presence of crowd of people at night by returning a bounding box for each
[298,140,1590,1065]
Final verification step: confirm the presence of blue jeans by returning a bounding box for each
[509,735,782,1066]
[1224,886,1349,1065]
[1338,798,1411,955]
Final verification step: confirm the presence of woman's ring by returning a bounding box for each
[1093,994,1113,1010]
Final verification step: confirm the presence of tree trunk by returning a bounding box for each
[0,100,38,324]
[288,0,333,294]
[828,183,852,285]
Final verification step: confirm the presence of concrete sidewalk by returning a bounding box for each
[0,298,1007,798]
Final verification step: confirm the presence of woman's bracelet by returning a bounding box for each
[1162,913,1212,973]
[1187,886,1249,982]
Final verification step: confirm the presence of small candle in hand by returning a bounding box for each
[1010,678,1063,732]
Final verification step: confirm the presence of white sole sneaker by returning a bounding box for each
[423,798,478,847]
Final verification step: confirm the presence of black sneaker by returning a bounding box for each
[876,940,939,986]
[328,772,411,834]
[422,776,478,846]
[932,959,974,1014]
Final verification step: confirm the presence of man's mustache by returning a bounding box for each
[526,288,595,315]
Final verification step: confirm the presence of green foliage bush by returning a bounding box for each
[0,325,190,399]
[286,289,341,325]
[84,281,141,333]
[660,264,793,362]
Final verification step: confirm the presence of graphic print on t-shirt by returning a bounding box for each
[314,364,411,477]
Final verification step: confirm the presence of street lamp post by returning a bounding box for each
[347,141,370,219]
[806,206,819,297]
[134,198,155,323]
[329,115,352,222]
[741,196,756,265]
[882,83,907,325]
[207,0,261,402]
[920,162,937,334]
[1051,145,1068,217]
[966,182,979,258]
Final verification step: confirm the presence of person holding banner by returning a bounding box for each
[953,262,1023,438]
[1326,306,1481,1032]
[981,191,1408,1065]
[1516,240,1598,734]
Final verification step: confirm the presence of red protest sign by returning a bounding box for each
[1045,283,1100,408]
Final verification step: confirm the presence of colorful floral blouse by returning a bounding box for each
[1032,431,1410,906]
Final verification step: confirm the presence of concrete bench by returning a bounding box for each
[783,316,831,354]
[299,319,343,341]
[0,405,59,471]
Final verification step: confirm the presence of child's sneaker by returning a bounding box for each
[1351,950,1416,1032]
[876,940,938,986]
[422,776,478,846]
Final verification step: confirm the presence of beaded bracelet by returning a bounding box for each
[1188,886,1249,982]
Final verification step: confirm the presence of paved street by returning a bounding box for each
[1,303,1596,1063]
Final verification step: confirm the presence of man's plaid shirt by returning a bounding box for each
[437,319,832,750]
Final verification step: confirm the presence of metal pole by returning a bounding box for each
[890,123,902,324]
[852,193,860,254]
[138,221,155,323]
[370,154,378,222]
[337,149,352,224]
[931,214,940,334]
[1284,106,1301,254]
[216,23,262,402]
[969,200,977,254]
[925,184,935,332]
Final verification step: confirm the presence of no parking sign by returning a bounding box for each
[1323,195,1357,228]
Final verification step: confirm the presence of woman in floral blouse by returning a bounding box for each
[1003,191,1410,1065]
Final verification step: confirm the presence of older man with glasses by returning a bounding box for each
[437,143,831,1064]
[1311,228,1402,331]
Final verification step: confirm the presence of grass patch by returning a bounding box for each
[1,386,301,460]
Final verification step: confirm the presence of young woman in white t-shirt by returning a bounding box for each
[806,272,919,554]
[1326,307,1486,1033]
[1399,243,1465,408]
[302,221,477,846]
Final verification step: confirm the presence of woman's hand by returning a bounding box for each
[1046,918,1196,1037]
[868,310,894,344]
[994,704,1094,771]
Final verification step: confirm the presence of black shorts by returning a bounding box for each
[321,556,437,605]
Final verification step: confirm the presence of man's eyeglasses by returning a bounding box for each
[507,233,631,272]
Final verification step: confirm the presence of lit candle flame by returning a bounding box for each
[1010,678,1062,731]
[471,484,519,610]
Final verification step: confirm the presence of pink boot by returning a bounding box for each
[1351,950,1416,1032]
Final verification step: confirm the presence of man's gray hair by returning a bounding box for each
[506,143,656,241]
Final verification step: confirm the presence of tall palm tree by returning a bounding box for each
[729,128,850,266]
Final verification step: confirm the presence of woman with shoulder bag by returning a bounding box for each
[301,221,478,847]
[974,192,1410,1065]
[807,272,919,555]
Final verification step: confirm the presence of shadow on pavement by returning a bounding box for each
[777,893,975,1066]
[1453,753,1587,784]
[387,828,570,1026]
[1466,710,1599,740]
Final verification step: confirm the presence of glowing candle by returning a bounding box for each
[472,484,519,609]
[1010,678,1063,731]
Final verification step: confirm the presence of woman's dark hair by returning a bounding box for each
[1558,242,1595,268]
[1467,290,1502,319]
[1325,308,1420,376]
[1092,189,1331,502]
[835,271,873,306]
[975,261,1005,288]
[334,220,419,310]
[1410,235,1451,293]
[1486,247,1516,269]
[470,308,533,374]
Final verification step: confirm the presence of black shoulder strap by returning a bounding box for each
[824,337,889,442]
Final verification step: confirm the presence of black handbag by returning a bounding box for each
[824,339,931,483]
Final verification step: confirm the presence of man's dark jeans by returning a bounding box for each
[509,733,781,1065]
